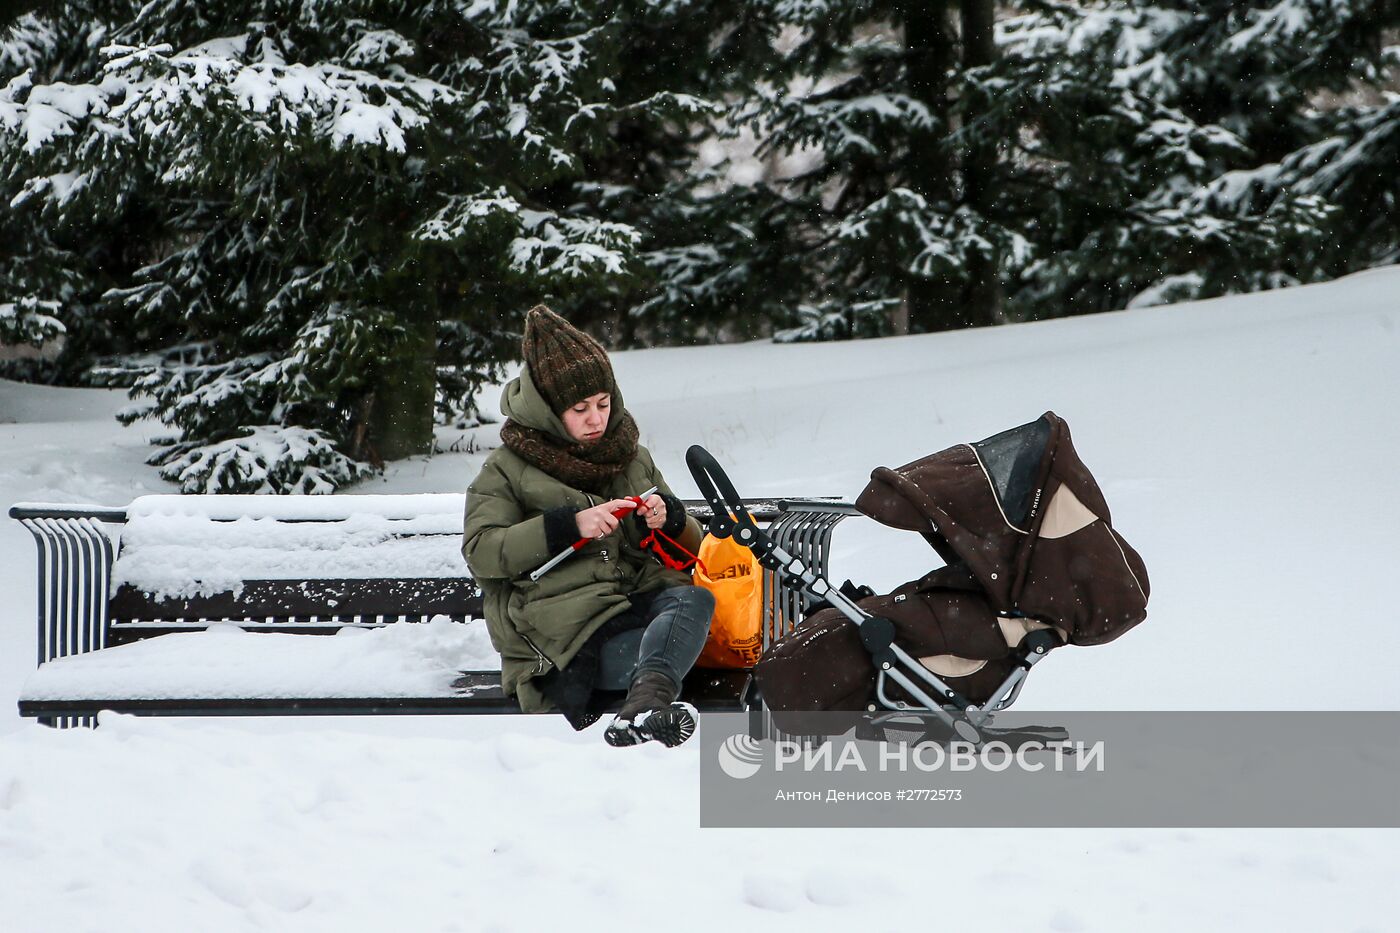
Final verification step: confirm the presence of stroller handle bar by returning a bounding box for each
[683,445,745,536]
[687,445,845,610]
[685,445,1053,739]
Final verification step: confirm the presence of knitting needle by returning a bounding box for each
[529,486,659,582]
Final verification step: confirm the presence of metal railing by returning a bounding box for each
[760,499,861,651]
[10,504,126,727]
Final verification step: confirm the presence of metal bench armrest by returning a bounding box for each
[11,511,118,667]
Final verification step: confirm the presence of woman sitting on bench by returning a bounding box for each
[462,306,713,747]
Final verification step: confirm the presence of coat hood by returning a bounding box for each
[499,366,627,445]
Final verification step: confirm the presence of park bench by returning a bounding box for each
[9,493,857,727]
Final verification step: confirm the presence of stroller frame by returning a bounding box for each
[687,446,1062,741]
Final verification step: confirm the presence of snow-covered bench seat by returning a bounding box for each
[10,494,852,726]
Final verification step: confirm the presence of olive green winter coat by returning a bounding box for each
[461,369,703,712]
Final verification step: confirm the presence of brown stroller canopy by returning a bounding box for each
[854,411,1149,646]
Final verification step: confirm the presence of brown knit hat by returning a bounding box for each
[522,305,615,414]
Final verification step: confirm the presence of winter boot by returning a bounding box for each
[604,671,697,748]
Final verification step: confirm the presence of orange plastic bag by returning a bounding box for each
[693,533,763,669]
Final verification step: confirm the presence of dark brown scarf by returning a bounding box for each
[500,410,640,494]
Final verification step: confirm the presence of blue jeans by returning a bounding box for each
[600,585,715,691]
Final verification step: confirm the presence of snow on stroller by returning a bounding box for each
[686,411,1148,743]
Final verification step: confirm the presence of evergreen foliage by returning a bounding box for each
[1,0,722,491]
[990,0,1399,312]
[4,1,1398,493]
[559,0,777,346]
[718,0,1030,338]
[0,3,146,375]
[715,0,1399,336]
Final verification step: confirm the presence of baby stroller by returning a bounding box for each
[686,411,1149,743]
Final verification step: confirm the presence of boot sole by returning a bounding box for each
[604,702,698,748]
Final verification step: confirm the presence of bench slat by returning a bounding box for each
[19,669,753,718]
[109,578,483,624]
[20,697,523,717]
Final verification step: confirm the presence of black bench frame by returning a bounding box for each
[10,498,857,727]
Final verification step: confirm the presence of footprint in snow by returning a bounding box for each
[191,859,255,910]
[601,794,633,821]
[803,866,867,906]
[291,776,349,814]
[0,778,23,810]
[495,734,549,772]
[742,870,803,912]
[257,876,313,913]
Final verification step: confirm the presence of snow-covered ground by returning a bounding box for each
[1,268,1397,930]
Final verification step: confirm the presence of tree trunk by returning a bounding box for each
[899,1,962,333]
[365,314,437,463]
[888,301,911,336]
[959,0,1003,328]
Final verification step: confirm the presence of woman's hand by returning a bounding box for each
[575,499,636,540]
[634,494,667,530]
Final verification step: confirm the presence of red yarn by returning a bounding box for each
[640,526,708,576]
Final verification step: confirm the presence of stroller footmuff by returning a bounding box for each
[758,575,1024,711]
[686,412,1149,739]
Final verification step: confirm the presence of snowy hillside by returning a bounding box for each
[1,268,1398,931]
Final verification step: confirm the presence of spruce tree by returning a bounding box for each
[1,3,148,377]
[714,1,1398,335]
[1159,0,1400,283]
[988,0,1399,313]
[565,0,781,347]
[717,0,1029,338]
[1,0,718,491]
